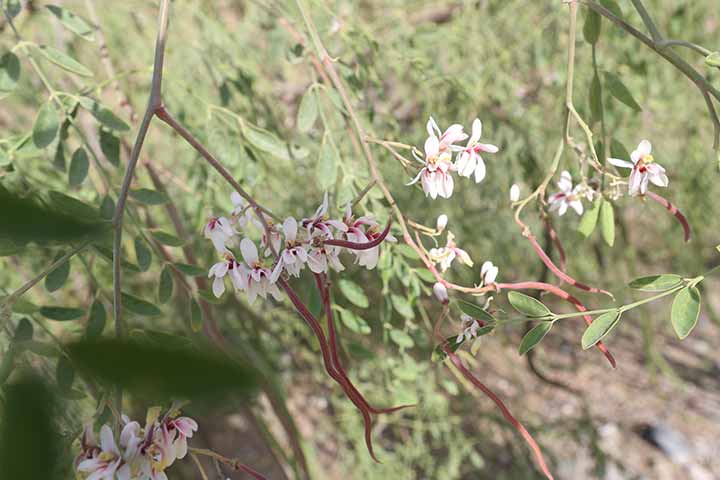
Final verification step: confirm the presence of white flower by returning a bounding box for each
[510,184,520,202]
[168,416,198,460]
[426,116,468,151]
[436,214,448,232]
[433,282,449,304]
[609,140,668,196]
[456,313,481,344]
[480,261,499,286]
[341,209,395,270]
[208,256,244,298]
[77,425,122,480]
[270,217,309,281]
[306,245,345,274]
[408,134,455,199]
[454,118,499,183]
[203,216,236,254]
[230,192,252,229]
[548,171,585,216]
[239,238,282,304]
[429,231,473,272]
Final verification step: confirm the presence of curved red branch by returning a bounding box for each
[645,191,691,242]
[499,282,617,368]
[543,216,567,273]
[324,219,393,250]
[439,343,554,480]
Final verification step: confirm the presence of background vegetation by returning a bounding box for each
[0,0,718,478]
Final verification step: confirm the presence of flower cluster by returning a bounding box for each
[547,171,596,216]
[609,139,669,196]
[204,193,396,303]
[408,117,499,199]
[75,411,197,480]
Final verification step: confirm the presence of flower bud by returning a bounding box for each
[436,214,448,232]
[510,184,520,202]
[433,282,449,304]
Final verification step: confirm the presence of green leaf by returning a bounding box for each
[99,195,115,220]
[581,310,621,349]
[121,293,162,317]
[578,197,601,237]
[18,340,59,357]
[129,188,169,205]
[197,289,223,305]
[68,338,258,401]
[339,309,371,334]
[148,229,184,247]
[394,244,419,260]
[589,74,603,124]
[48,191,100,220]
[173,263,206,277]
[431,336,462,362]
[55,356,74,392]
[317,133,339,190]
[86,299,106,339]
[5,0,21,19]
[628,274,683,292]
[338,279,369,308]
[389,329,414,349]
[518,322,553,355]
[599,0,623,17]
[671,286,701,339]
[44,252,70,292]
[297,87,318,132]
[68,147,89,186]
[134,236,152,272]
[583,9,601,44]
[508,291,551,317]
[0,51,21,94]
[457,300,495,323]
[32,103,60,148]
[391,294,414,319]
[100,128,120,166]
[604,72,641,111]
[0,376,62,480]
[14,318,34,342]
[190,298,203,333]
[244,124,289,160]
[705,52,720,68]
[610,139,630,164]
[46,5,94,41]
[158,266,174,304]
[78,97,129,132]
[599,199,615,246]
[35,45,93,77]
[39,306,85,321]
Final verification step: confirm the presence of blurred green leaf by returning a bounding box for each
[0,51,20,95]
[604,72,641,111]
[317,133,339,190]
[121,292,162,317]
[78,97,129,132]
[149,229,184,247]
[129,188,169,205]
[0,376,61,480]
[581,310,621,349]
[4,0,21,19]
[32,102,60,148]
[391,294,414,319]
[14,318,34,342]
[338,279,369,308]
[297,86,318,132]
[389,329,414,349]
[44,251,70,292]
[86,299,106,339]
[190,298,203,332]
[339,308,371,334]
[671,286,701,339]
[99,128,120,166]
[599,0,623,17]
[68,338,259,400]
[244,124,288,160]
[583,9,601,44]
[578,197,601,237]
[134,236,152,272]
[55,356,74,391]
[508,291,551,317]
[173,262,206,277]
[46,5,94,41]
[68,147,89,186]
[599,199,615,246]
[705,52,720,68]
[99,195,115,220]
[628,274,683,292]
[35,45,93,77]
[589,74,603,124]
[158,266,173,304]
[518,322,552,355]
[40,305,85,321]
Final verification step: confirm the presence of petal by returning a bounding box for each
[406,168,425,186]
[455,152,469,175]
[99,425,117,454]
[650,172,669,187]
[558,201,568,216]
[240,238,259,265]
[474,157,486,183]
[629,170,642,195]
[230,191,244,207]
[485,266,499,285]
[637,139,652,156]
[424,135,440,157]
[608,157,634,169]
[469,118,482,144]
[283,217,297,241]
[558,171,573,193]
[481,261,492,277]
[427,116,440,137]
[640,174,649,194]
[570,200,584,215]
[212,276,226,298]
[476,142,499,153]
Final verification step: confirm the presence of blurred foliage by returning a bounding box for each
[0,0,718,479]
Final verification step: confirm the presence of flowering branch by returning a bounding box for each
[323,219,393,250]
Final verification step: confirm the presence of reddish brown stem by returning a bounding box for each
[498,282,617,368]
[524,230,613,297]
[278,278,380,462]
[236,462,269,480]
[543,216,567,273]
[442,345,555,480]
[645,191,691,242]
[323,220,393,250]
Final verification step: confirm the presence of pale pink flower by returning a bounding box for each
[168,416,198,460]
[340,206,395,270]
[480,261,499,286]
[455,118,499,183]
[270,217,309,281]
[433,282,449,304]
[230,192,252,229]
[436,214,448,232]
[301,193,347,238]
[548,171,585,216]
[510,184,520,202]
[609,140,668,196]
[208,256,245,298]
[203,216,236,254]
[239,238,282,304]
[456,313,481,344]
[407,134,455,199]
[77,425,122,480]
[429,232,473,272]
